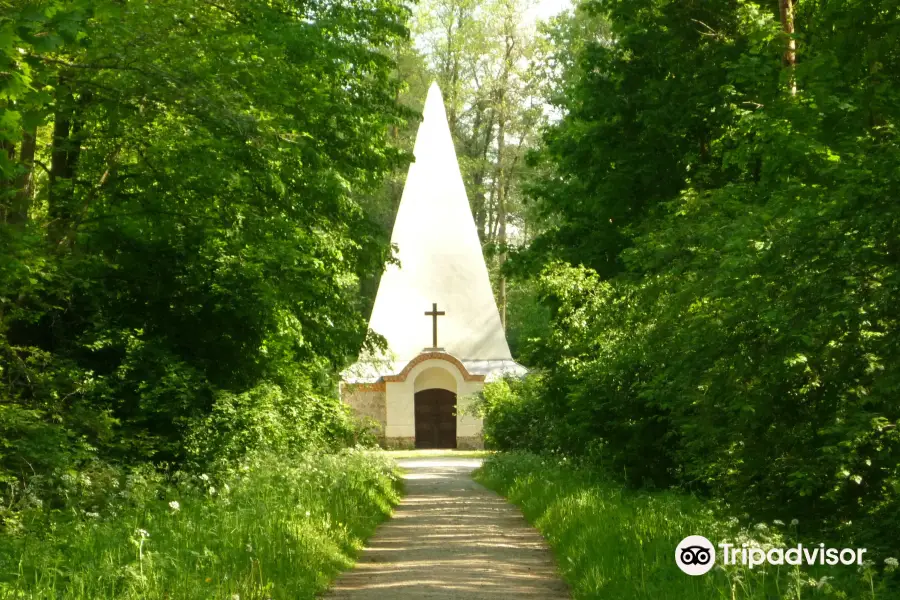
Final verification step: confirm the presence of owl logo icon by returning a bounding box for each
[676,535,716,575]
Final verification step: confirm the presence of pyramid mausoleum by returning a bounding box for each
[340,82,526,449]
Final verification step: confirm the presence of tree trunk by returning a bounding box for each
[443,8,460,131]
[9,129,37,224]
[49,108,74,238]
[486,168,500,244]
[494,28,516,332]
[469,105,485,238]
[1,140,16,223]
[476,110,494,239]
[779,0,797,95]
[471,104,496,242]
[496,98,507,332]
[49,82,89,242]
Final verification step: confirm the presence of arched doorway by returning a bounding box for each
[414,388,457,449]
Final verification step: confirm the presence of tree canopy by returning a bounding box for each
[485,0,900,559]
[3,0,900,575]
[1,0,412,474]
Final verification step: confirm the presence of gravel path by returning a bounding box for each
[323,455,569,599]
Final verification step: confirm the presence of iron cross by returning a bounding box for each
[424,302,446,348]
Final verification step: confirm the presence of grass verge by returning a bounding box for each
[475,452,898,600]
[0,449,400,599]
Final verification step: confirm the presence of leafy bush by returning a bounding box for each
[183,380,362,471]
[497,0,900,557]
[493,241,900,550]
[0,0,412,482]
[479,377,547,451]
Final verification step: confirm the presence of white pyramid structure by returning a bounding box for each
[340,82,524,450]
[367,82,513,363]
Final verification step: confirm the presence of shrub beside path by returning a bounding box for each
[323,454,569,599]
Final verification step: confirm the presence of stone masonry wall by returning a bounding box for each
[341,385,387,437]
[456,435,484,450]
[384,437,416,450]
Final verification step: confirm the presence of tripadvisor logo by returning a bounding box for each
[676,535,716,575]
[676,535,868,576]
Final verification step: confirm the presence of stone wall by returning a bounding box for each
[341,384,386,437]
[456,435,484,450]
[384,437,416,450]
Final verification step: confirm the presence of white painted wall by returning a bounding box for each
[413,367,457,393]
[384,358,483,439]
[367,83,512,363]
[456,381,484,437]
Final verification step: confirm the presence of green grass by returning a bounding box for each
[0,449,400,599]
[475,452,898,600]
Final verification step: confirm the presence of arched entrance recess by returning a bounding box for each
[413,366,457,449]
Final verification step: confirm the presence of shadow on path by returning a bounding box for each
[323,457,569,600]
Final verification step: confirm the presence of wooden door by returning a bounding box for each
[414,388,457,449]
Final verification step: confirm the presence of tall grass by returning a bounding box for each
[475,452,898,600]
[0,449,400,599]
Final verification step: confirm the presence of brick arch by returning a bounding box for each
[382,352,485,383]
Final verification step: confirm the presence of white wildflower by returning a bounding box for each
[200,473,210,482]
[246,543,253,553]
[85,511,100,519]
[791,518,799,526]
[305,510,311,517]
[169,500,180,511]
[209,486,216,496]
[857,559,876,575]
[816,576,832,589]
[773,520,785,526]
[137,528,150,539]
[755,522,768,532]
[884,557,898,572]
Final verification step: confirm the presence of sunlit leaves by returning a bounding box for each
[1,0,412,472]
[499,0,900,557]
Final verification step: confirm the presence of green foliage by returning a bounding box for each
[0,449,400,599]
[183,380,361,471]
[1,0,413,480]
[479,377,550,451]
[504,278,552,361]
[496,0,900,563]
[476,452,900,599]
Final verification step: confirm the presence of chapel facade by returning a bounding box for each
[339,82,525,449]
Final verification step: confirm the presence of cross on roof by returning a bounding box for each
[424,302,446,349]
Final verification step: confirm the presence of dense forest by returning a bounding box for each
[1,0,413,475]
[483,0,900,566]
[0,1,411,595]
[1,0,899,597]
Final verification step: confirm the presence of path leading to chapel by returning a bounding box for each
[324,455,569,599]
